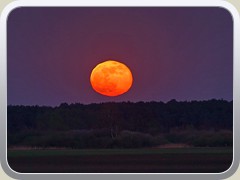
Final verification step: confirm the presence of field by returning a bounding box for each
[7,147,232,173]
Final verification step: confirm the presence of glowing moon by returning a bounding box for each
[90,60,133,96]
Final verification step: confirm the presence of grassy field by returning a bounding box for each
[7,147,233,173]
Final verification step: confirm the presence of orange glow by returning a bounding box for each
[90,60,133,96]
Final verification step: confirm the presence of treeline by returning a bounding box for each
[7,99,233,148]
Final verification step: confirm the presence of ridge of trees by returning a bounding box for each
[7,99,233,148]
[8,99,233,133]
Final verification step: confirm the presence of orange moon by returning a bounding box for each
[90,60,133,96]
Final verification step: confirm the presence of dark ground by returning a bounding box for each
[7,147,233,173]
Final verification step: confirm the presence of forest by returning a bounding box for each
[7,99,233,148]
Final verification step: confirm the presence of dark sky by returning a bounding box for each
[7,7,233,106]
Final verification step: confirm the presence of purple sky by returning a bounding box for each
[7,7,233,106]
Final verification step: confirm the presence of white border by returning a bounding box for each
[0,0,239,180]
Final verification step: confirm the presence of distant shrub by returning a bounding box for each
[161,130,233,147]
[190,130,233,147]
[152,135,170,145]
[165,132,190,143]
[112,131,154,148]
[8,129,233,148]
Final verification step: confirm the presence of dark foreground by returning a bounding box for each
[7,147,232,173]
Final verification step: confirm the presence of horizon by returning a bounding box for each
[7,98,233,108]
